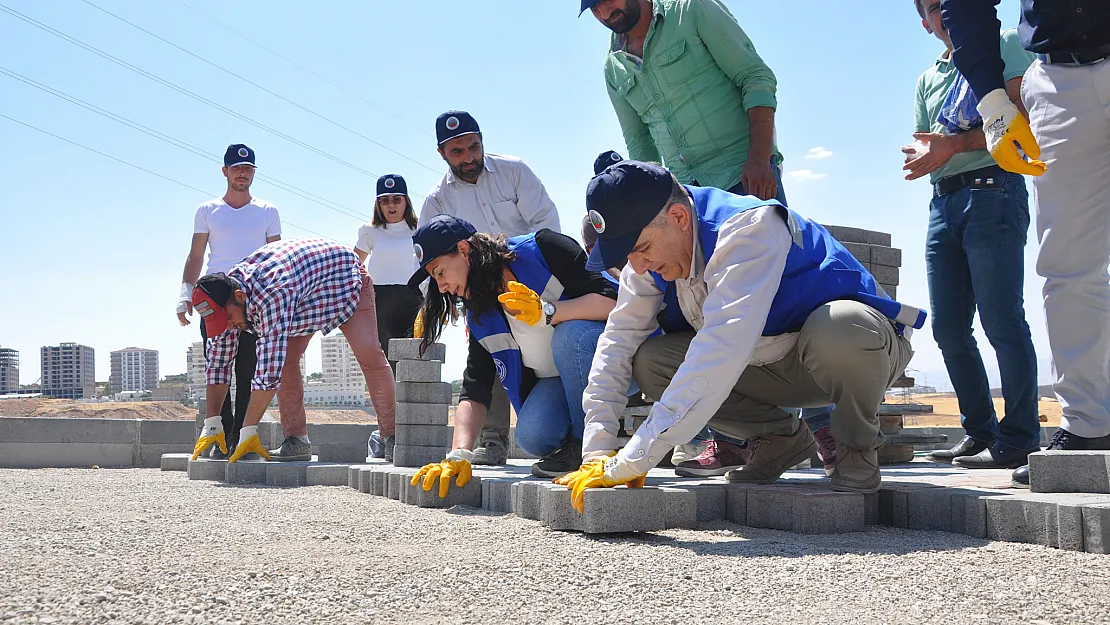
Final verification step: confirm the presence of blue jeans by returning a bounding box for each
[801,406,832,432]
[514,320,605,457]
[926,169,1040,452]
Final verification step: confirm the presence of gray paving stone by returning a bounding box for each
[1082,504,1110,554]
[823,225,864,244]
[256,421,283,449]
[658,488,699,529]
[348,464,372,489]
[395,382,452,404]
[388,339,446,362]
[870,264,899,286]
[358,467,376,494]
[984,493,1110,551]
[394,425,452,447]
[187,458,227,482]
[906,487,954,532]
[871,245,902,267]
[880,284,897,299]
[724,484,748,524]
[482,478,515,513]
[306,464,350,486]
[660,484,727,523]
[539,485,585,531]
[139,444,192,468]
[395,359,443,383]
[511,480,545,520]
[857,229,892,247]
[305,423,374,447]
[139,420,194,444]
[395,403,450,426]
[160,453,189,472]
[387,469,419,500]
[743,486,864,534]
[225,460,268,484]
[1030,450,1110,494]
[841,242,870,263]
[403,474,483,508]
[392,444,446,468]
[266,464,307,487]
[316,444,368,464]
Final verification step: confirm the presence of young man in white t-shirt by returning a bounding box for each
[176,144,281,457]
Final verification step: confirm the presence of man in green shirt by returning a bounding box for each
[583,0,783,201]
[902,0,1040,470]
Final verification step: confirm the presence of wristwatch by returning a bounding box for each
[542,300,556,326]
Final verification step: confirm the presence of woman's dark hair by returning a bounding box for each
[371,195,418,229]
[419,233,516,355]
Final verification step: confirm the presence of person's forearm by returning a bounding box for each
[551,293,616,324]
[451,399,487,450]
[942,0,1006,99]
[182,255,204,286]
[953,129,987,154]
[241,389,277,428]
[205,384,230,418]
[746,106,775,164]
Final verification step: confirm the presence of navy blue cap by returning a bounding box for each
[408,214,478,287]
[436,110,481,146]
[376,174,407,197]
[223,144,256,168]
[593,150,624,176]
[584,160,674,271]
[580,0,603,15]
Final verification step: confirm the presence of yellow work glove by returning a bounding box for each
[977,88,1046,177]
[497,281,544,326]
[558,455,646,514]
[192,416,228,460]
[412,312,425,339]
[410,449,473,498]
[228,425,270,463]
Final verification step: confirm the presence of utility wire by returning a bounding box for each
[78,0,440,174]
[0,112,334,242]
[0,66,373,223]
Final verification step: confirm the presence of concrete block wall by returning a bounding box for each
[389,339,452,468]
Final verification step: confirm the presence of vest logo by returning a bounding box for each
[588,210,606,234]
[384,177,395,189]
[414,243,424,263]
[237,147,249,158]
[493,357,507,382]
[446,116,460,131]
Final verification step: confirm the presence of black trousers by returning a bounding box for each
[374,284,423,367]
[199,323,258,447]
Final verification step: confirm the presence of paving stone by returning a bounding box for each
[658,487,699,529]
[187,458,227,482]
[841,242,870,263]
[394,425,452,447]
[857,229,892,247]
[358,467,376,494]
[1030,450,1110,494]
[871,245,902,267]
[395,403,450,426]
[403,474,483,508]
[225,460,268,485]
[316,444,368,464]
[393,444,446,468]
[951,489,1008,539]
[1082,504,1110,554]
[388,339,446,362]
[539,485,585,531]
[395,382,453,404]
[266,464,307,487]
[906,487,955,532]
[395,359,443,383]
[983,493,1110,551]
[724,484,749,524]
[482,478,516,513]
[878,486,911,528]
[305,423,374,448]
[256,421,284,450]
[348,464,372,489]
[160,453,189,472]
[690,484,728,522]
[864,492,880,525]
[743,485,864,534]
[823,225,864,244]
[870,264,899,286]
[387,469,419,500]
[306,464,350,487]
[880,284,897,299]
[511,480,545,520]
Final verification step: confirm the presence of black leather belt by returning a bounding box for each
[1038,43,1110,66]
[934,165,1007,197]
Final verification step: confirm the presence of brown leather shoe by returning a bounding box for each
[830,443,881,493]
[724,426,817,485]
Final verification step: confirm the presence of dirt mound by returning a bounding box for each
[0,398,195,420]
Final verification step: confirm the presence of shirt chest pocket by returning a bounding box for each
[655,39,703,86]
[614,73,652,115]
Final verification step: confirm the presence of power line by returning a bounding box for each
[0,112,333,242]
[174,0,432,140]
[0,2,415,190]
[0,65,373,223]
[78,0,440,174]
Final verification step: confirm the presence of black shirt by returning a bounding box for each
[459,229,618,408]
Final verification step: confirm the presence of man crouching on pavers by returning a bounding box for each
[189,239,397,463]
[559,161,925,511]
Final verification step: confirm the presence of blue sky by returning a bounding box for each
[0,0,1041,391]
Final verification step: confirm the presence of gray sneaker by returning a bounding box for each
[268,436,311,462]
[383,436,395,463]
[471,432,508,466]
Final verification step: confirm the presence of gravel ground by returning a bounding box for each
[2,469,1109,625]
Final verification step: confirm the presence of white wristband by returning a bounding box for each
[446,448,474,463]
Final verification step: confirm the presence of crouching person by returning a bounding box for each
[561,161,924,510]
[408,215,618,492]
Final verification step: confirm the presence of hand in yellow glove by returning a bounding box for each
[977,88,1047,177]
[497,281,545,326]
[192,416,228,460]
[558,455,646,514]
[228,425,270,463]
[411,449,473,498]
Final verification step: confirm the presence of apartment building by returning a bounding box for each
[40,343,95,399]
[0,346,18,394]
[110,347,160,394]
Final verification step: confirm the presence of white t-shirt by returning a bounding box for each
[354,222,419,286]
[193,198,281,275]
[505,314,558,378]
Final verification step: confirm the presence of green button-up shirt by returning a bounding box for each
[604,0,780,190]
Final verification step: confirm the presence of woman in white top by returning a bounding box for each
[354,174,422,361]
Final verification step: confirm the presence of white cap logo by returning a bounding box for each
[414,243,424,263]
[588,210,606,234]
[445,116,460,131]
[384,177,396,189]
[611,152,621,162]
[237,147,249,158]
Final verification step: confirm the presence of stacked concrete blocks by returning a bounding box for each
[389,338,452,468]
[823,225,901,299]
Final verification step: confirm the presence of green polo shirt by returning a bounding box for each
[914,28,1035,184]
[604,0,780,190]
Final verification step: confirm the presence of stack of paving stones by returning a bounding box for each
[388,338,452,468]
[823,224,900,299]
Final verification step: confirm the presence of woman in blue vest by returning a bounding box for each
[408,215,618,478]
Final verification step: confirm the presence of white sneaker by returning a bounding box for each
[671,441,709,465]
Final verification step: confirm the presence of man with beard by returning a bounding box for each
[419,110,561,466]
[581,0,784,203]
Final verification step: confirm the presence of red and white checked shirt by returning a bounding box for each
[205,239,363,390]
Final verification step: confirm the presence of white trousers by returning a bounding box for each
[1023,57,1110,437]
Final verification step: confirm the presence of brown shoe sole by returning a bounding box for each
[726,440,818,485]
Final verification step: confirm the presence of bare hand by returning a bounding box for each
[740,159,778,201]
[177,301,193,327]
[903,132,958,181]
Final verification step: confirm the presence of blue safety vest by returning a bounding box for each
[467,234,572,412]
[649,186,927,336]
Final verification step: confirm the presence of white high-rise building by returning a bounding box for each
[0,346,18,394]
[40,343,95,399]
[321,334,365,391]
[186,342,206,398]
[110,347,159,393]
